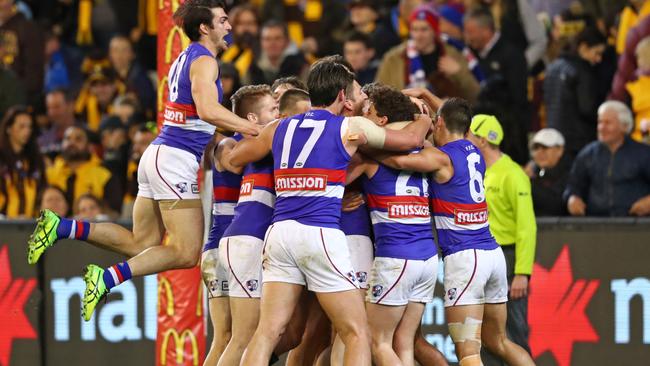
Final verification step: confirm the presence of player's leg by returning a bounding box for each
[218,297,260,366]
[414,330,450,366]
[240,282,304,366]
[283,291,332,366]
[393,302,426,366]
[446,304,484,365]
[366,301,406,365]
[203,297,232,366]
[481,303,534,366]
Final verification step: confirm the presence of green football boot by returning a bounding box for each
[27,209,60,264]
[82,264,108,321]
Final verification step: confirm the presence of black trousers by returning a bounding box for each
[481,245,532,365]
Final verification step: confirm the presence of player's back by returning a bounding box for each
[154,42,222,160]
[362,158,437,261]
[431,139,498,257]
[271,109,350,228]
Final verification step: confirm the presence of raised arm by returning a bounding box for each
[190,56,260,136]
[348,114,431,152]
[215,137,242,174]
[225,120,279,168]
[373,146,449,174]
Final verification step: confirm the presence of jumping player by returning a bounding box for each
[27,0,260,321]
[228,60,432,366]
[375,97,535,366]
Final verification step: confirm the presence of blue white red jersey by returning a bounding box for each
[271,110,349,229]
[223,154,275,240]
[362,158,437,261]
[340,182,372,237]
[203,134,243,252]
[430,139,498,257]
[153,42,223,161]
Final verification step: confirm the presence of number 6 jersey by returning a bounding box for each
[430,139,498,257]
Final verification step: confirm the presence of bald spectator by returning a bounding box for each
[564,101,650,216]
[376,6,479,102]
[46,126,122,214]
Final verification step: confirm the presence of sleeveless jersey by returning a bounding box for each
[430,139,498,257]
[272,110,350,228]
[340,181,372,237]
[223,154,275,240]
[153,42,223,161]
[203,134,243,252]
[362,159,437,261]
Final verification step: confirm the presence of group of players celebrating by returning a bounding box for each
[26,1,536,366]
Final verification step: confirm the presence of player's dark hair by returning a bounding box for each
[307,61,355,107]
[438,97,473,134]
[279,88,310,115]
[366,84,418,122]
[230,84,272,117]
[314,54,353,73]
[174,0,227,42]
[271,76,307,93]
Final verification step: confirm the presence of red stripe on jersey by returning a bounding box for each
[366,194,429,209]
[430,198,487,215]
[166,101,198,114]
[213,187,240,201]
[274,168,346,184]
[242,173,275,189]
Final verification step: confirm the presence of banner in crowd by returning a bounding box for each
[3,219,650,365]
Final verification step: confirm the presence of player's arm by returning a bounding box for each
[225,120,279,168]
[346,153,377,184]
[347,114,431,151]
[401,87,443,113]
[215,137,242,174]
[373,146,450,174]
[190,56,260,136]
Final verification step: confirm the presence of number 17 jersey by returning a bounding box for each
[430,139,498,257]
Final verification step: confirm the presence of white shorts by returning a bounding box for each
[262,220,360,293]
[201,248,229,298]
[137,144,200,200]
[443,247,508,307]
[218,235,263,298]
[366,255,438,306]
[347,235,374,289]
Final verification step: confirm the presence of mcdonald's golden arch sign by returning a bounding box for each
[160,328,200,366]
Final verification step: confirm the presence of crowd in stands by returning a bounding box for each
[1,0,650,221]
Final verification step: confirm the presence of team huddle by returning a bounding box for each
[26,1,535,366]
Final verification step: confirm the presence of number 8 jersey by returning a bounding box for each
[430,139,498,257]
[271,110,350,229]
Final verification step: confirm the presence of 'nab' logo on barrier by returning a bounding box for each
[160,328,199,366]
[529,245,600,366]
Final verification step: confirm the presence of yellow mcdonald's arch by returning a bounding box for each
[196,284,202,317]
[160,328,199,366]
[165,26,190,64]
[159,0,181,12]
[157,276,175,316]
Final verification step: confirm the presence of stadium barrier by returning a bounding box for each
[2,217,650,365]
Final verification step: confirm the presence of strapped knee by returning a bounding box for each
[448,317,482,346]
[459,354,483,366]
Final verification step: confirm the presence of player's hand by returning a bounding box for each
[237,121,261,137]
[402,87,429,99]
[629,195,650,216]
[341,191,364,212]
[567,195,586,216]
[438,55,461,76]
[509,275,529,299]
[409,97,430,116]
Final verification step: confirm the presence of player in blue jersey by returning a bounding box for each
[228,60,432,366]
[27,0,261,322]
[375,94,535,366]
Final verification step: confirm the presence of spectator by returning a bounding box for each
[219,62,241,112]
[99,116,129,202]
[75,63,126,132]
[376,6,480,102]
[271,76,307,101]
[39,185,69,217]
[346,0,401,58]
[343,32,379,86]
[278,88,311,118]
[44,30,83,93]
[544,27,607,158]
[615,0,650,54]
[0,0,44,107]
[219,4,260,83]
[250,21,309,86]
[112,94,141,125]
[564,101,650,216]
[465,0,548,70]
[46,125,122,214]
[38,88,80,159]
[526,128,571,216]
[108,35,155,120]
[438,4,485,82]
[625,36,650,143]
[464,7,530,164]
[0,51,25,119]
[467,114,536,365]
[0,106,46,218]
[122,123,155,218]
[609,15,650,103]
[261,0,347,58]
[74,193,110,221]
